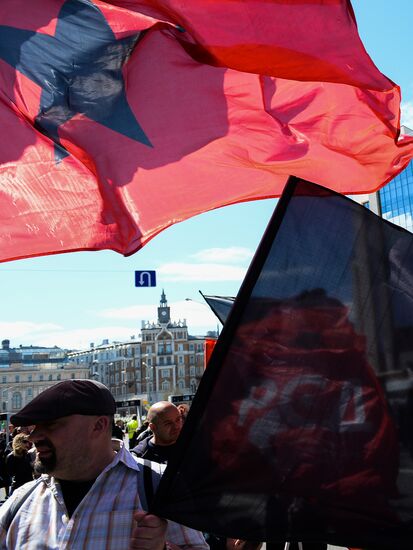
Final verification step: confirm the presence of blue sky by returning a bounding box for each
[1,1,412,350]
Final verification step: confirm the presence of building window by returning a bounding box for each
[27,375,32,382]
[12,392,22,410]
[178,380,185,390]
[379,162,413,232]
[178,343,184,352]
[190,366,196,377]
[2,376,6,384]
[178,366,185,377]
[48,374,53,381]
[189,344,194,351]
[161,380,170,391]
[190,380,197,393]
[57,374,61,381]
[39,375,44,381]
[15,375,20,383]
[162,369,169,378]
[27,388,33,398]
[166,356,172,365]
[189,355,195,365]
[178,356,184,364]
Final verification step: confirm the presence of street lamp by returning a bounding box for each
[121,370,135,398]
[142,361,153,405]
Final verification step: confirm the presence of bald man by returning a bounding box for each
[132,401,182,464]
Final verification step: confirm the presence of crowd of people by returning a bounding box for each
[0,382,335,550]
[0,380,208,549]
[0,427,36,499]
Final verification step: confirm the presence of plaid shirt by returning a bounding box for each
[0,443,208,550]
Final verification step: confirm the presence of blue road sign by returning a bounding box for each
[135,270,156,287]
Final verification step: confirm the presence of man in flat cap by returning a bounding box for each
[0,379,208,550]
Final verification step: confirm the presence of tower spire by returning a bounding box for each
[158,289,170,324]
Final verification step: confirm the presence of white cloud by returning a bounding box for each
[168,300,220,328]
[401,100,413,130]
[1,321,140,351]
[101,300,219,331]
[5,299,221,351]
[0,321,61,339]
[157,262,247,282]
[14,326,139,351]
[99,304,156,320]
[191,247,253,264]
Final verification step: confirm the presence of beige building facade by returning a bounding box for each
[0,340,89,414]
[2,292,216,418]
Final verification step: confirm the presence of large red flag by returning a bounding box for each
[0,0,412,262]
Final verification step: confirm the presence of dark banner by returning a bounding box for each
[153,177,413,549]
[201,293,235,326]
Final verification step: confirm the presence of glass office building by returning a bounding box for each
[380,160,413,232]
[371,126,413,232]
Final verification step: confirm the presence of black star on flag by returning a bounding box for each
[0,0,151,160]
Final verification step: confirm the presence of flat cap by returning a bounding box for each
[11,379,116,426]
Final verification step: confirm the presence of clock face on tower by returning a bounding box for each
[158,304,170,322]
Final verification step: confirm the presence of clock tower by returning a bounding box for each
[158,289,171,324]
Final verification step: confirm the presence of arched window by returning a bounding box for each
[178,380,185,390]
[161,380,170,391]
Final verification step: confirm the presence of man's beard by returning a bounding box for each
[34,439,57,474]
